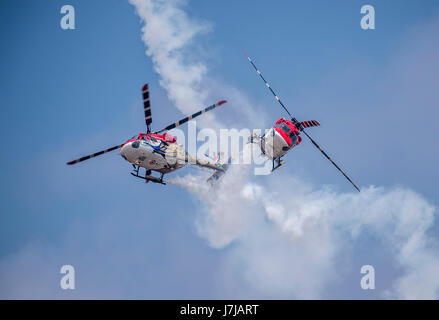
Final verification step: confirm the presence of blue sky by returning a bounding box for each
[1,0,439,299]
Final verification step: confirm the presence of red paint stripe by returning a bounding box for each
[121,138,137,149]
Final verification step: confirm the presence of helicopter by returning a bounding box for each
[67,83,228,185]
[243,51,360,192]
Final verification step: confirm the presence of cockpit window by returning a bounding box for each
[150,136,158,142]
[131,141,140,148]
[289,131,298,145]
[277,123,291,135]
[275,123,298,145]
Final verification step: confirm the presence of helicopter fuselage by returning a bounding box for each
[66,82,228,185]
[260,117,302,160]
[120,133,185,174]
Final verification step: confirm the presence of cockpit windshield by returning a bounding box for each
[276,123,298,145]
[277,123,291,135]
[288,131,298,145]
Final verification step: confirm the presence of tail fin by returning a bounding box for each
[207,152,230,183]
[300,120,320,128]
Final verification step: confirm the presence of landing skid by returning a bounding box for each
[130,166,166,185]
[272,157,284,172]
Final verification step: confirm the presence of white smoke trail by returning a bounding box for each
[130,0,268,131]
[172,163,439,299]
[130,0,439,299]
[130,0,219,129]
[169,144,255,248]
[167,142,439,298]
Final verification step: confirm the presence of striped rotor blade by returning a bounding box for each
[243,50,293,118]
[155,100,227,133]
[301,120,320,128]
[142,84,152,133]
[302,131,360,192]
[66,144,124,165]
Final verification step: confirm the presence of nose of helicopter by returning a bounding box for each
[120,140,140,161]
[119,142,129,160]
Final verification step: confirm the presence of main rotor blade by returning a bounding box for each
[142,84,152,133]
[243,50,293,118]
[302,130,360,192]
[66,144,124,165]
[155,100,227,134]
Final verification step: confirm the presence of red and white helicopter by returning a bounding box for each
[67,84,227,185]
[244,51,360,192]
